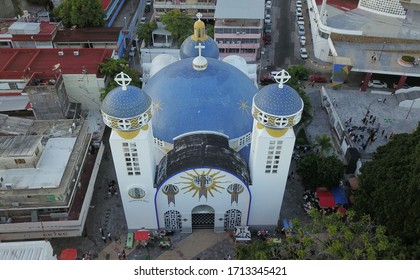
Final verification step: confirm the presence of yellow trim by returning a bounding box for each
[266,128,288,138]
[257,122,265,130]
[141,124,149,131]
[115,129,141,139]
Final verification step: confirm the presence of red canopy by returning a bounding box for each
[59,248,77,260]
[134,230,149,241]
[316,188,336,208]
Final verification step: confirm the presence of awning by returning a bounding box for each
[316,188,336,208]
[134,230,149,241]
[330,185,349,205]
[59,248,77,260]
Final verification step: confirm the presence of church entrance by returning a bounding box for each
[191,205,214,229]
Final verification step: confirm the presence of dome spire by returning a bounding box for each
[114,72,132,91]
[192,43,208,71]
[192,12,208,41]
[273,69,291,89]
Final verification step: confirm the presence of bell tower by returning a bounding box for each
[248,70,303,227]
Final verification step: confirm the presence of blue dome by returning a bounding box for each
[254,84,303,116]
[179,36,219,59]
[143,57,257,143]
[101,85,151,118]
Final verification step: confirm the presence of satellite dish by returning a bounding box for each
[52,63,61,71]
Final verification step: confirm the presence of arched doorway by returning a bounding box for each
[191,205,215,229]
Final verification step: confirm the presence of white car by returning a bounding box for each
[265,14,271,24]
[296,10,303,17]
[266,1,272,9]
[140,17,146,24]
[368,80,388,88]
[298,24,305,36]
[300,36,306,46]
[300,47,308,59]
[297,17,304,25]
[296,1,302,8]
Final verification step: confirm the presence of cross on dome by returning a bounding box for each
[196,12,203,21]
[114,72,132,91]
[195,43,205,57]
[274,69,291,89]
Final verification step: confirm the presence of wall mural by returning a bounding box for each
[176,169,228,201]
[162,184,179,206]
[226,183,244,205]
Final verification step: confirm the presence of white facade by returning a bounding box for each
[248,125,296,226]
[0,240,56,260]
[109,126,156,230]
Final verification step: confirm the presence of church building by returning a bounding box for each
[101,16,303,233]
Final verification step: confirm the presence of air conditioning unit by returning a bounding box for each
[73,51,79,56]
[237,41,241,44]
[58,51,64,56]
[12,202,20,207]
[236,32,240,35]
[5,183,13,189]
[219,41,223,44]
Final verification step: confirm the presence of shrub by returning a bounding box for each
[401,55,415,63]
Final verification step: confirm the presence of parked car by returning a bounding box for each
[368,80,388,88]
[300,36,306,46]
[298,24,305,36]
[260,75,276,85]
[300,48,308,59]
[140,17,146,24]
[265,14,271,24]
[393,82,411,89]
[264,33,272,45]
[297,17,304,26]
[266,0,272,9]
[265,24,272,34]
[309,74,327,83]
[296,1,302,8]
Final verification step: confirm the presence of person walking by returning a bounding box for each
[107,232,112,241]
[101,235,107,244]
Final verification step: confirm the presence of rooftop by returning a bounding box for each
[0,48,114,80]
[0,240,56,260]
[215,0,265,20]
[54,27,121,43]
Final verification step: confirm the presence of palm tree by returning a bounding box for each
[314,134,333,156]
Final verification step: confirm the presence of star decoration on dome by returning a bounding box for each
[273,69,291,89]
[238,99,250,115]
[153,100,163,114]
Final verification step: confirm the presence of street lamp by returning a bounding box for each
[378,42,386,61]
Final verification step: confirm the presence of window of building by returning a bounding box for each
[122,142,140,176]
[14,159,26,164]
[265,140,283,173]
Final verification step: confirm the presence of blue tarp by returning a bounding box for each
[331,185,348,205]
[282,218,293,230]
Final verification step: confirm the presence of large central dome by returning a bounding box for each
[143,57,257,143]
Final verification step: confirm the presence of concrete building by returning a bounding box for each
[0,48,114,116]
[153,0,217,20]
[0,240,57,260]
[102,16,303,232]
[214,0,265,62]
[0,115,103,241]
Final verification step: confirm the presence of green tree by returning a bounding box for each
[53,0,105,28]
[161,9,194,47]
[314,134,333,156]
[236,210,405,260]
[296,153,344,189]
[206,23,214,38]
[99,58,141,100]
[286,65,312,125]
[354,124,420,259]
[137,21,158,47]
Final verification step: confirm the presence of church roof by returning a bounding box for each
[254,84,303,117]
[155,133,251,187]
[143,57,257,143]
[101,85,151,119]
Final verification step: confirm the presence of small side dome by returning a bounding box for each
[252,70,303,129]
[101,73,152,132]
